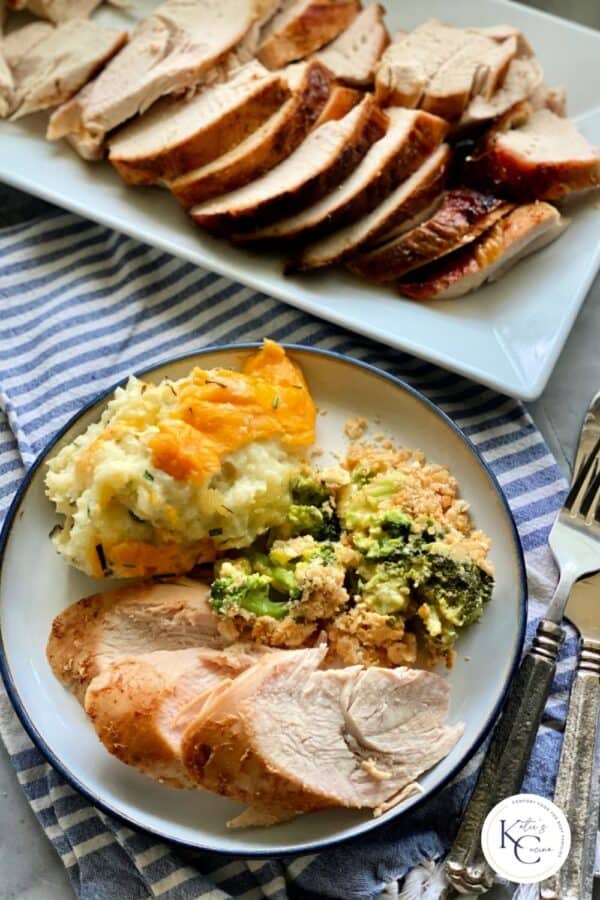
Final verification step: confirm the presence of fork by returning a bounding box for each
[445,428,600,894]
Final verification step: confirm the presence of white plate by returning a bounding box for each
[0,1,599,400]
[0,345,526,854]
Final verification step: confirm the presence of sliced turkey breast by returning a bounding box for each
[375,20,527,118]
[529,84,566,117]
[458,57,543,130]
[420,32,517,121]
[239,108,447,244]
[85,645,265,788]
[47,0,267,160]
[467,105,600,200]
[168,59,332,207]
[0,49,12,118]
[182,646,462,822]
[311,83,361,126]
[190,95,386,233]
[374,20,475,108]
[314,3,390,87]
[7,0,123,21]
[293,143,451,271]
[109,62,289,185]
[398,201,567,300]
[258,0,359,69]
[2,22,54,65]
[348,189,513,283]
[47,579,222,703]
[8,20,127,120]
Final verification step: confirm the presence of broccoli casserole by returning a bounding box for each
[209,442,494,667]
[45,341,316,578]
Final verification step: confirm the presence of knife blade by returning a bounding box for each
[541,576,600,900]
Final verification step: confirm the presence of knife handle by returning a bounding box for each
[445,619,564,895]
[540,638,600,900]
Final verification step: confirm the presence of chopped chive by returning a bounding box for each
[209,527,223,536]
[272,395,280,409]
[143,470,154,481]
[293,384,303,390]
[95,543,110,576]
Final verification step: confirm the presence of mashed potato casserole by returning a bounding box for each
[45,341,316,578]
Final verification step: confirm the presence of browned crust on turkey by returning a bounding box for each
[465,101,600,200]
[311,84,362,127]
[348,189,514,283]
[292,144,451,271]
[190,97,388,233]
[46,580,218,702]
[109,76,290,186]
[168,61,333,208]
[397,201,560,299]
[258,0,361,69]
[240,109,448,248]
[85,655,199,788]
[468,143,600,201]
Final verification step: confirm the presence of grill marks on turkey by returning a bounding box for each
[3,2,599,296]
[47,584,463,824]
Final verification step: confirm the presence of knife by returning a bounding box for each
[540,575,600,900]
[445,390,600,894]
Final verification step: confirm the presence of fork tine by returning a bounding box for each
[579,464,600,522]
[565,435,600,515]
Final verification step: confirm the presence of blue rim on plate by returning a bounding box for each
[0,342,527,856]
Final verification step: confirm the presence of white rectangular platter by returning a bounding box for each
[1,0,599,400]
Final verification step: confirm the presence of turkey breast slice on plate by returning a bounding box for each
[7,0,125,22]
[167,59,333,208]
[8,20,127,120]
[311,83,361,126]
[108,61,290,185]
[293,143,451,271]
[398,201,568,300]
[468,104,600,201]
[314,3,390,88]
[258,0,360,69]
[374,20,476,109]
[238,108,447,245]
[1,21,50,116]
[349,188,513,283]
[46,0,269,160]
[0,49,13,118]
[85,645,268,788]
[182,646,463,825]
[47,579,223,703]
[458,57,543,130]
[420,32,517,121]
[190,94,386,233]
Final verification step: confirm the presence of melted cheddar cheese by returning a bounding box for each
[149,341,316,482]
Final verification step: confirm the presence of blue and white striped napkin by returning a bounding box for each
[0,203,583,900]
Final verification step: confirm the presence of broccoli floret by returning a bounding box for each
[417,555,493,629]
[361,565,412,615]
[210,573,290,620]
[288,503,340,540]
[291,475,330,507]
[250,552,301,600]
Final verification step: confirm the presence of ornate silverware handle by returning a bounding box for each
[540,638,600,900]
[445,619,564,894]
